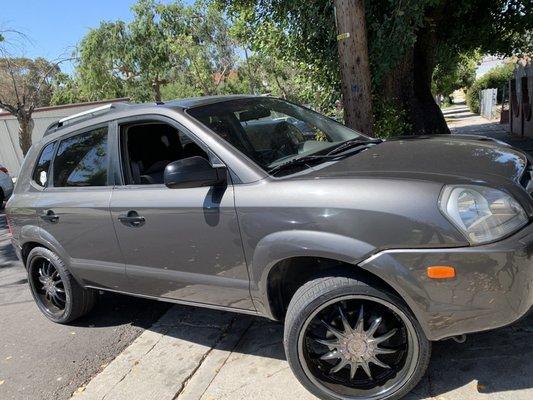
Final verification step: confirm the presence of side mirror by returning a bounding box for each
[164,157,226,189]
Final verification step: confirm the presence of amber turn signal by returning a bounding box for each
[427,266,456,279]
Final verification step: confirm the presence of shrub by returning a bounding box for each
[466,63,515,114]
[373,100,412,139]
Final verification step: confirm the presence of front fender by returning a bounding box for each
[250,230,375,317]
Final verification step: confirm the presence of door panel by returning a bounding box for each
[35,124,125,290]
[36,188,126,289]
[110,184,254,310]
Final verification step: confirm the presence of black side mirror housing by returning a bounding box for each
[164,157,226,189]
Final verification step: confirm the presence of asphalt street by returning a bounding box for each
[0,211,170,400]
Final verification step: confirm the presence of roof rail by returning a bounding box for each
[44,102,129,136]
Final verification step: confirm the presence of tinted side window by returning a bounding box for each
[54,127,108,187]
[32,141,56,187]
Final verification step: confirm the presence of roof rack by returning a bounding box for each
[44,102,130,136]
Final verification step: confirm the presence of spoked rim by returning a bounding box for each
[297,295,419,399]
[30,257,67,317]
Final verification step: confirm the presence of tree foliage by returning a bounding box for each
[0,31,63,154]
[0,57,60,109]
[432,51,482,100]
[219,0,532,135]
[466,62,516,114]
[71,0,241,103]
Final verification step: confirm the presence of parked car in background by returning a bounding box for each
[6,96,533,400]
[0,162,14,209]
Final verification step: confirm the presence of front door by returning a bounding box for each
[109,119,253,311]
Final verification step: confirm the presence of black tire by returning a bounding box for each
[284,275,431,400]
[0,189,4,210]
[27,247,96,323]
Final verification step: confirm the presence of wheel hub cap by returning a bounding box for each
[315,305,399,379]
[340,332,374,361]
[34,259,66,312]
[43,277,55,293]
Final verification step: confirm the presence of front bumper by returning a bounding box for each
[359,224,533,341]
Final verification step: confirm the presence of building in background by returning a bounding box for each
[0,99,128,177]
[510,61,532,138]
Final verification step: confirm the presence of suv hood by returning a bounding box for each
[303,136,529,183]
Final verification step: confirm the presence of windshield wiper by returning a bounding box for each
[267,139,382,176]
[267,154,337,176]
[326,138,382,156]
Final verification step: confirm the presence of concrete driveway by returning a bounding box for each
[72,303,532,400]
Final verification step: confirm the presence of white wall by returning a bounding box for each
[0,99,127,177]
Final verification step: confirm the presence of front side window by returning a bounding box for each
[32,141,56,187]
[187,97,370,173]
[120,122,209,185]
[53,127,108,187]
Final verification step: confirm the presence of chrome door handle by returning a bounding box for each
[118,211,145,227]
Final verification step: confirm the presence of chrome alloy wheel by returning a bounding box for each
[298,295,419,399]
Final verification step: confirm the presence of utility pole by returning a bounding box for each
[334,0,373,136]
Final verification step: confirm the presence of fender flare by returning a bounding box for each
[18,225,84,285]
[249,230,375,317]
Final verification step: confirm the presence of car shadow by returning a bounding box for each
[71,290,532,397]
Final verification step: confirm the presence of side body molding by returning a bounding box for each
[249,230,375,317]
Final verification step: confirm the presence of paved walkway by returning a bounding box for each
[70,304,533,400]
[445,103,533,154]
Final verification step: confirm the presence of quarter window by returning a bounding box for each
[53,127,109,187]
[32,141,56,187]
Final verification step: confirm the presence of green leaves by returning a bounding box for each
[466,62,516,113]
[74,0,240,102]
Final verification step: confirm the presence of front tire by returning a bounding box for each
[284,275,430,400]
[27,247,96,323]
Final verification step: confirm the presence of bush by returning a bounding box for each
[373,100,412,139]
[466,63,515,114]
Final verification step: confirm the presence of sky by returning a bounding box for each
[1,0,192,75]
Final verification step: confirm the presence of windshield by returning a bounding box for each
[186,97,369,172]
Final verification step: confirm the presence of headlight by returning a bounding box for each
[439,185,528,244]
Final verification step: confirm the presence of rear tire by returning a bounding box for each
[284,275,431,400]
[27,247,96,323]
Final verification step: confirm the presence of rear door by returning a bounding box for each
[34,124,126,290]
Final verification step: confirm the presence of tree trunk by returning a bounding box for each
[152,80,162,103]
[17,111,34,156]
[381,13,449,135]
[334,0,373,135]
[244,48,256,95]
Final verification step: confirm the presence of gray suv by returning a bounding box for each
[6,96,533,400]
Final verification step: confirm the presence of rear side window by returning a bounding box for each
[32,142,56,187]
[53,127,108,187]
